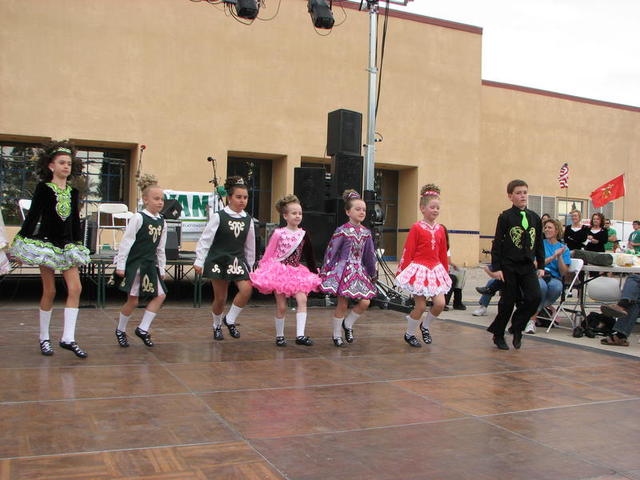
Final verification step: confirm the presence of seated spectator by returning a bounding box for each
[600,273,640,346]
[628,220,640,253]
[604,218,618,252]
[541,213,551,223]
[524,219,570,333]
[585,212,608,253]
[442,225,466,311]
[564,210,589,251]
[473,267,502,316]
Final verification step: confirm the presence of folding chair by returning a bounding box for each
[96,203,133,253]
[544,258,584,332]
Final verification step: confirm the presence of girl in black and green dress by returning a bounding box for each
[113,180,167,348]
[194,176,255,341]
[11,141,90,358]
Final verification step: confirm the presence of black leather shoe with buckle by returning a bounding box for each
[135,327,154,347]
[223,317,240,338]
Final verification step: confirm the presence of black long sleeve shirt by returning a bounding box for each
[563,225,589,250]
[491,205,545,273]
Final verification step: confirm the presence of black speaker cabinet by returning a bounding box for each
[300,211,336,261]
[165,220,181,260]
[327,109,363,156]
[294,167,326,211]
[161,199,182,220]
[331,153,363,198]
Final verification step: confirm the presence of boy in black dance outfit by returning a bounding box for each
[487,180,544,350]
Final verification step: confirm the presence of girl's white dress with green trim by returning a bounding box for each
[11,182,90,270]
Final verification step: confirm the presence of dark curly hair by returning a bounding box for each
[275,194,300,214]
[342,189,363,210]
[223,176,248,201]
[35,140,82,182]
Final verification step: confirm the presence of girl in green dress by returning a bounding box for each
[194,176,255,340]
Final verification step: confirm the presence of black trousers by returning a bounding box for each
[487,268,541,336]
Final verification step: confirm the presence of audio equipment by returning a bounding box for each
[165,220,181,260]
[294,167,327,211]
[331,153,363,198]
[327,109,362,156]
[161,199,182,220]
[300,211,336,260]
[81,219,97,255]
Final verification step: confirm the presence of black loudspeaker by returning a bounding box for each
[331,153,363,198]
[294,167,326,211]
[161,199,182,220]
[300,211,336,261]
[327,109,362,156]
[165,220,181,260]
[81,219,97,255]
[325,198,348,227]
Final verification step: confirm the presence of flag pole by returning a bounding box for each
[621,173,626,250]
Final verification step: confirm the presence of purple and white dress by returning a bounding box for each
[319,222,377,299]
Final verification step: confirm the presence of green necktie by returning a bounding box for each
[520,211,529,230]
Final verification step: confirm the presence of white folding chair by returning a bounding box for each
[18,199,32,220]
[96,203,133,253]
[544,258,584,332]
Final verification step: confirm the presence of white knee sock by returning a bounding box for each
[39,309,52,342]
[212,312,223,328]
[275,317,285,337]
[422,311,437,329]
[344,311,361,329]
[117,313,131,332]
[226,304,243,324]
[296,312,307,337]
[61,307,79,344]
[405,316,420,336]
[332,317,344,339]
[139,310,157,332]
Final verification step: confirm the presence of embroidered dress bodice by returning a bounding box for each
[274,229,305,263]
[343,224,368,264]
[282,242,304,267]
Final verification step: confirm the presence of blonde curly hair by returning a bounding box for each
[419,183,441,206]
[275,194,300,214]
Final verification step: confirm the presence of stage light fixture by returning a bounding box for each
[308,0,335,29]
[224,0,259,20]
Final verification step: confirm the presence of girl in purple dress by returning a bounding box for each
[250,195,320,346]
[319,190,377,347]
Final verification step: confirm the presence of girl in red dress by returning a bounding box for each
[395,184,451,347]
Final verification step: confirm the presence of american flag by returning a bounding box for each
[558,163,569,189]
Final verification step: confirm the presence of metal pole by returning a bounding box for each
[363,0,378,191]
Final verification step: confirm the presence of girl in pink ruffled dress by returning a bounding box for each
[395,184,451,347]
[250,195,320,346]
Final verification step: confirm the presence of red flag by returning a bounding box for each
[558,163,569,188]
[590,174,625,208]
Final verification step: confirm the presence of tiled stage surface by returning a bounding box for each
[1,306,639,479]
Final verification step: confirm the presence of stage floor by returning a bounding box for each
[1,306,639,479]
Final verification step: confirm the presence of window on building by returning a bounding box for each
[0,141,130,225]
[557,198,586,226]
[374,168,398,259]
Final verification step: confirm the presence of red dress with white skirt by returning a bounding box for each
[395,220,451,297]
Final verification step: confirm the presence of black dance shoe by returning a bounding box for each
[115,329,129,348]
[213,326,224,341]
[453,303,467,311]
[333,337,344,347]
[135,327,154,347]
[59,341,88,358]
[40,339,54,356]
[342,320,354,343]
[295,336,314,346]
[404,334,422,348]
[492,335,509,350]
[513,331,523,350]
[223,316,240,338]
[420,323,432,344]
[275,336,287,347]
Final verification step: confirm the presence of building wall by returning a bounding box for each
[1,0,638,266]
[0,0,483,264]
[480,82,640,256]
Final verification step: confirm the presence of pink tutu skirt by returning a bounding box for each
[395,262,451,297]
[250,260,321,297]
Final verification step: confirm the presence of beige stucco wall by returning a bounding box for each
[0,0,483,264]
[480,84,640,257]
